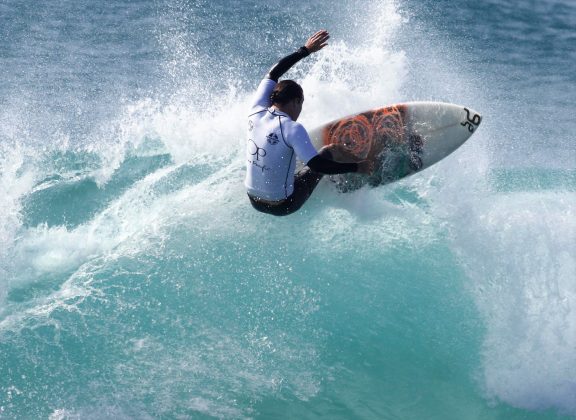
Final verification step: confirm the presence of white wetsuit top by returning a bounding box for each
[244,78,319,201]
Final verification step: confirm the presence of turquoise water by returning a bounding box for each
[1,0,575,418]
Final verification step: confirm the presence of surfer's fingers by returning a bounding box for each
[308,30,329,43]
[314,32,330,42]
[306,31,330,52]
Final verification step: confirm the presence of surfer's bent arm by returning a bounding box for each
[266,47,310,82]
[266,30,330,82]
[267,29,330,81]
[251,31,329,109]
[249,48,310,109]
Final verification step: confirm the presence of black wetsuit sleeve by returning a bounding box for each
[266,47,310,82]
[307,155,359,175]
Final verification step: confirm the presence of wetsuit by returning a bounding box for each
[245,46,359,216]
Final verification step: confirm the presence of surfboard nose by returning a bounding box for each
[460,106,482,133]
[405,102,482,167]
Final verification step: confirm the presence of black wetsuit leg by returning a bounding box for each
[248,149,334,216]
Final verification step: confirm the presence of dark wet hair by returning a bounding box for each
[270,80,303,105]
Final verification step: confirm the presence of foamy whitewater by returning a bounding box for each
[1,0,575,418]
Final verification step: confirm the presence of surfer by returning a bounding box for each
[245,30,372,216]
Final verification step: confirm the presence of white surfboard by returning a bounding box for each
[308,102,482,191]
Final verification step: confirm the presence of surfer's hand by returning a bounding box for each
[305,30,330,53]
[357,160,374,175]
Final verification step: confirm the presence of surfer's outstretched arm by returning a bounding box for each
[266,47,310,82]
[266,30,330,81]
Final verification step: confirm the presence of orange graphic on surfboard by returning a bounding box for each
[321,105,407,161]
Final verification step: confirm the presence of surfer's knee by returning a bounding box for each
[318,145,334,160]
[319,144,358,163]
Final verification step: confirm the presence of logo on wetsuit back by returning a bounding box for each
[248,139,269,173]
[266,132,279,145]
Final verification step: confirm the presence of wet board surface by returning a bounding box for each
[308,102,482,191]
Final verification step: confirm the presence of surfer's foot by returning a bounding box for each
[409,134,423,153]
[409,154,423,170]
[408,134,424,171]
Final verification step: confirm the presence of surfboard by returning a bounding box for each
[308,102,482,191]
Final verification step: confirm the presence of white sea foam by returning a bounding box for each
[0,0,411,287]
[450,191,576,415]
[3,0,573,417]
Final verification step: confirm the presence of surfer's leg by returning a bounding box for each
[248,195,291,216]
[247,172,320,216]
[249,147,342,216]
[246,168,324,216]
[254,147,332,216]
[274,147,333,215]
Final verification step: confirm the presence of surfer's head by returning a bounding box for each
[270,80,304,121]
